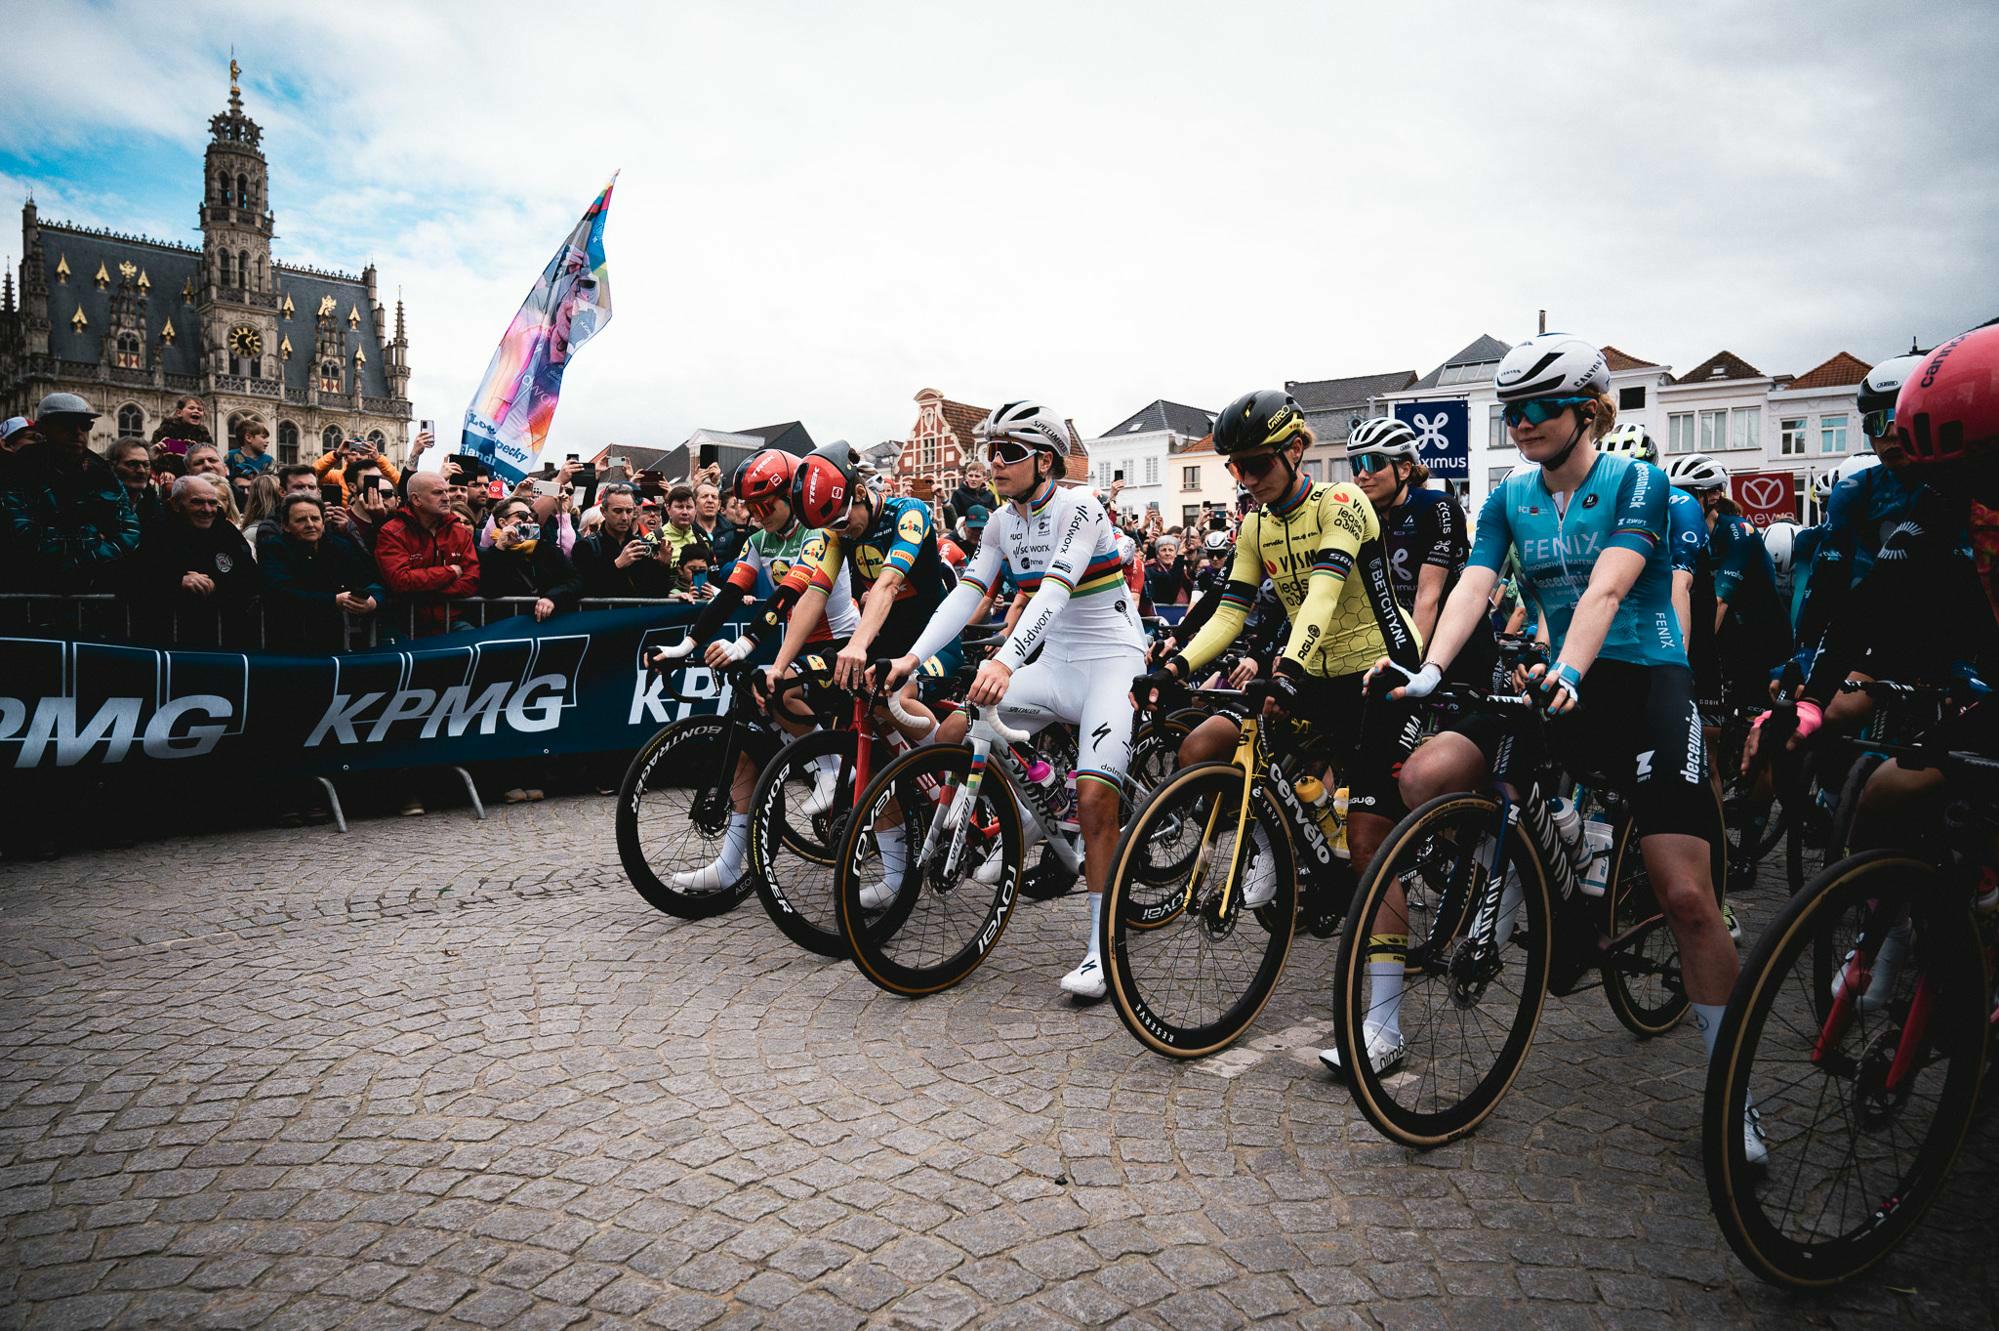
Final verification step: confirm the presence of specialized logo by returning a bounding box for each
[307,634,588,746]
[0,639,247,768]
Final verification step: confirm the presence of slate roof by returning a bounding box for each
[1785,351,1872,390]
[734,421,815,455]
[1674,350,1766,385]
[1410,334,1512,390]
[1097,399,1214,439]
[1284,371,1417,410]
[36,222,392,397]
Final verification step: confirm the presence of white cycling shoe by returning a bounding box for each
[1240,831,1277,909]
[801,765,843,818]
[1318,1027,1407,1078]
[972,848,1008,886]
[1060,956,1107,999]
[1743,1105,1769,1169]
[857,876,899,910]
[670,859,740,894]
[1830,924,1909,1013]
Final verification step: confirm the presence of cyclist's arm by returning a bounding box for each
[847,503,927,654]
[1000,589,1028,637]
[846,564,906,655]
[1414,564,1449,644]
[1795,482,1860,646]
[908,529,1001,665]
[767,535,838,675]
[681,559,763,644]
[1171,527,1260,675]
[1413,496,1461,643]
[1672,569,1693,641]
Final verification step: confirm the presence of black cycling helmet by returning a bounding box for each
[1212,390,1308,456]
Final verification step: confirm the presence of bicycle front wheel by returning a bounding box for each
[1333,793,1554,1148]
[1703,851,1988,1289]
[836,743,1023,996]
[748,728,859,958]
[1602,785,1724,1037]
[616,716,756,918]
[1101,763,1298,1059]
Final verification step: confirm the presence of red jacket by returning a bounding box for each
[375,506,480,634]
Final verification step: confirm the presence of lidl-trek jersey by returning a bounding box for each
[1179,479,1421,679]
[726,523,859,640]
[791,494,950,646]
[1469,454,1683,668]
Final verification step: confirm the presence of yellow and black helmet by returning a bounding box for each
[1212,389,1307,456]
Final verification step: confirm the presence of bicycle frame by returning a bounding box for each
[915,703,1083,882]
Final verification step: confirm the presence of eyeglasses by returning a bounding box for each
[1502,396,1591,429]
[985,438,1037,466]
[1861,408,1895,440]
[1224,450,1283,481]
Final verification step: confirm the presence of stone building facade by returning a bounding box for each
[0,66,412,463]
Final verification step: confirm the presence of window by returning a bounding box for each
[1143,456,1158,486]
[320,425,343,455]
[1183,505,1201,527]
[1619,385,1646,411]
[114,332,142,370]
[1489,404,1504,449]
[116,404,145,438]
[1820,414,1849,455]
[1698,408,1728,454]
[919,437,937,470]
[239,250,250,292]
[1730,408,1760,452]
[1667,412,1696,454]
[367,430,386,452]
[277,421,299,464]
[1181,465,1200,492]
[237,174,249,207]
[217,252,233,288]
[1779,417,1807,457]
[319,361,341,393]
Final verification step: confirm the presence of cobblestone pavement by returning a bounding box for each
[2,796,1994,1331]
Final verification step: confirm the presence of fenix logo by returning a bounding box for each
[305,634,587,746]
[0,638,247,768]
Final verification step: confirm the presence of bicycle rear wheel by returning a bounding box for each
[1101,763,1298,1058]
[748,729,858,957]
[836,744,1024,996]
[616,716,756,918]
[1704,851,1988,1289]
[1333,793,1553,1148]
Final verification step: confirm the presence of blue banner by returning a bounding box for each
[1390,399,1470,478]
[0,604,743,776]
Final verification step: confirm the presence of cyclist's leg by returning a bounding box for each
[1399,731,1489,808]
[1001,655,1106,995]
[1848,757,1947,851]
[1178,714,1241,767]
[673,715,783,889]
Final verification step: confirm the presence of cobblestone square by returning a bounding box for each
[2,796,1993,1329]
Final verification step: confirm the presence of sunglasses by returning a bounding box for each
[1861,408,1894,440]
[1348,451,1400,476]
[1224,451,1283,481]
[745,495,784,519]
[985,438,1037,466]
[1502,396,1591,429]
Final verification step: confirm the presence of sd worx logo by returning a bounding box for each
[0,638,247,768]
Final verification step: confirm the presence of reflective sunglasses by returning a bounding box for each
[1861,408,1894,440]
[1224,450,1283,481]
[1502,395,1591,429]
[1348,451,1399,476]
[745,494,784,519]
[985,437,1037,466]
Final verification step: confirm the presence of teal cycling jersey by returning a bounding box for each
[1668,488,1706,574]
[1469,454,1685,668]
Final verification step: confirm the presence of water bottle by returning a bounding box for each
[1578,810,1615,897]
[1548,797,1591,873]
[1057,770,1080,831]
[1329,786,1351,860]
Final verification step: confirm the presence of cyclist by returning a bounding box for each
[1345,416,1480,649]
[884,400,1148,999]
[1599,423,1705,643]
[646,449,863,890]
[1133,390,1424,968]
[1666,454,1791,706]
[1370,334,1741,1130]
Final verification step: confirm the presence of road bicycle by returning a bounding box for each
[615,656,829,918]
[832,691,1108,996]
[1703,678,1998,1288]
[1098,678,1354,1058]
[1331,679,1727,1148]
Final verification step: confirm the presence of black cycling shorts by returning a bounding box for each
[1550,660,1720,842]
[1290,671,1420,822]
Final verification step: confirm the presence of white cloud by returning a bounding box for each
[7,0,1995,450]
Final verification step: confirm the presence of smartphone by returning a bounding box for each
[691,571,709,591]
[1113,468,1124,482]
[420,418,435,437]
[319,483,344,506]
[566,454,579,464]
[487,478,505,500]
[535,480,560,499]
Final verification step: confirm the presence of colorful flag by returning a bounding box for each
[461,177,616,482]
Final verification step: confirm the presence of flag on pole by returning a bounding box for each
[461,177,616,482]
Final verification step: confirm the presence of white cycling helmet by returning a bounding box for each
[1665,453,1728,491]
[1762,520,1800,575]
[975,400,1074,458]
[1596,421,1659,464]
[1828,454,1881,496]
[1492,333,1611,404]
[1203,529,1232,554]
[1346,416,1422,462]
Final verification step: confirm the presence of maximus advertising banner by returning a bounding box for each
[0,605,738,776]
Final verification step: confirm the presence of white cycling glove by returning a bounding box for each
[652,637,696,663]
[715,636,754,664]
[1378,660,1442,699]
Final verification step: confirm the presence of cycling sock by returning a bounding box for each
[1366,935,1407,1042]
[1692,1002,1727,1060]
[1085,891,1103,962]
[877,825,907,882]
[812,753,841,782]
[1495,871,1523,948]
[717,812,751,875]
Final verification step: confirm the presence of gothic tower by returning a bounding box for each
[200,60,277,383]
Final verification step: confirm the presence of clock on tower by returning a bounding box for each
[229,326,263,357]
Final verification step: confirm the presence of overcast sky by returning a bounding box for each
[5,1,1995,453]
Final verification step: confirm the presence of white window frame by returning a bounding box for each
[1698,408,1728,454]
[1779,417,1807,457]
[1820,414,1849,455]
[1181,465,1200,492]
[1667,412,1696,454]
[1730,407,1760,452]
[1143,456,1158,486]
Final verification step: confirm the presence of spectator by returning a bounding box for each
[1144,535,1190,606]
[572,484,674,598]
[137,475,258,646]
[660,484,701,564]
[674,540,716,599]
[183,442,243,525]
[950,463,999,525]
[150,395,211,458]
[0,392,140,594]
[340,459,397,555]
[314,436,400,501]
[1,417,35,455]
[693,479,725,543]
[478,496,582,623]
[259,493,382,654]
[716,492,752,561]
[225,421,274,497]
[375,471,479,636]
[239,473,284,551]
[105,438,166,537]
[963,503,991,555]
[254,464,324,547]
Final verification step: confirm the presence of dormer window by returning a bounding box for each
[114,332,142,370]
[319,360,342,393]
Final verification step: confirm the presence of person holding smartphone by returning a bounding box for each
[477,496,582,623]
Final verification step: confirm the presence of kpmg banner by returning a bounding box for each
[1389,399,1470,478]
[0,605,749,775]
